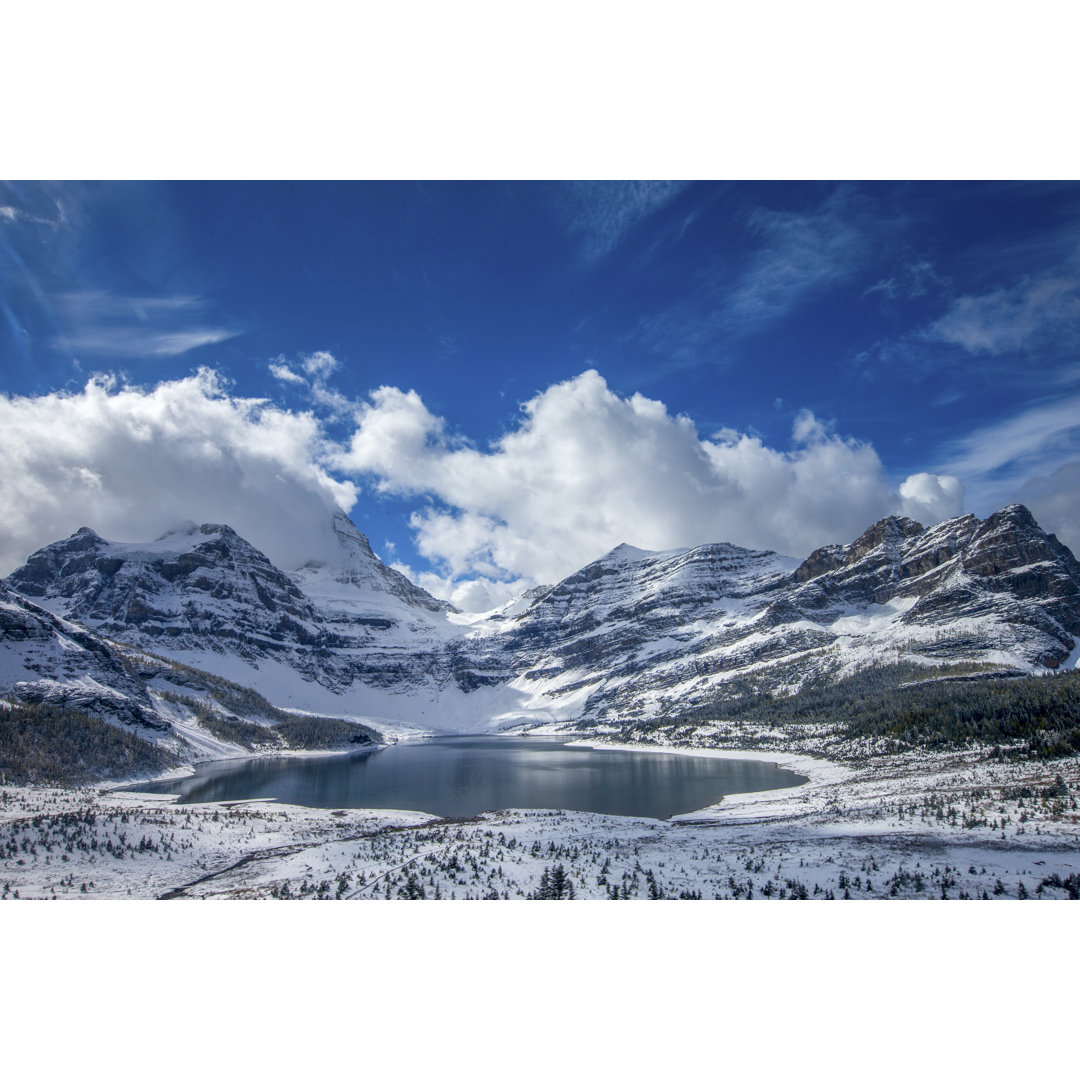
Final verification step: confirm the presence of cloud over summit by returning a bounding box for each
[0,368,357,575]
[0,366,971,609]
[338,370,965,601]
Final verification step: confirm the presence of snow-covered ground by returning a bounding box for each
[3,742,1078,900]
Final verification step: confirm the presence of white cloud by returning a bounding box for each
[336,370,962,601]
[269,359,306,385]
[898,473,965,523]
[391,562,526,613]
[9,366,1036,613]
[310,381,352,417]
[301,350,338,378]
[269,350,351,416]
[0,369,357,575]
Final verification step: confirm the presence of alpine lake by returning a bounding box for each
[130,735,806,820]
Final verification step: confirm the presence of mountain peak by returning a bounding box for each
[604,542,658,561]
[290,510,456,615]
[850,514,926,552]
[980,503,1039,531]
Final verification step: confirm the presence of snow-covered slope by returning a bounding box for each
[7,522,326,654]
[3,514,484,730]
[5,504,1079,737]
[292,510,456,617]
[0,578,165,734]
[463,505,1080,726]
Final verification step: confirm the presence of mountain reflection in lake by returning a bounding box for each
[130,735,805,820]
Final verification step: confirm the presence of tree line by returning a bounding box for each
[623,663,1080,759]
[0,701,177,784]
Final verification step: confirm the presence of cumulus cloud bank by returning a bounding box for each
[336,370,965,602]
[0,366,976,610]
[0,369,357,575]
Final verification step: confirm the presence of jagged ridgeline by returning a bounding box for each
[2,502,1080,779]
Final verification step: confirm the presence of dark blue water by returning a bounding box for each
[130,736,805,819]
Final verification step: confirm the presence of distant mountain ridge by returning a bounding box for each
[3,504,1079,752]
[480,503,1080,726]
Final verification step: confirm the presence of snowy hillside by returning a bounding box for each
[476,504,1080,725]
[4,504,1079,746]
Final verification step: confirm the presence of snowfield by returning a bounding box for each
[3,742,1078,900]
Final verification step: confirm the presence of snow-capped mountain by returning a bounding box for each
[8,521,329,658]
[476,504,1080,726]
[4,516,472,715]
[291,510,456,617]
[4,504,1079,737]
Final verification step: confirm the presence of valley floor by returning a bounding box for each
[2,740,1079,900]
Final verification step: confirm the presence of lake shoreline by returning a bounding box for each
[3,739,1079,898]
[122,733,803,820]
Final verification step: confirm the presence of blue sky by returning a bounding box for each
[3,180,1080,608]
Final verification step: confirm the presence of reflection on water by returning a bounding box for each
[130,735,806,820]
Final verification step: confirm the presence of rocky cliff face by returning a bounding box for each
[5,516,468,703]
[8,522,326,654]
[789,505,1080,668]
[4,504,1079,734]
[0,579,164,732]
[467,504,1080,725]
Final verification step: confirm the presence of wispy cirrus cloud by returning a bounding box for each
[51,291,240,359]
[933,393,1080,550]
[0,204,63,227]
[862,259,950,301]
[636,187,875,365]
[53,326,236,358]
[725,190,871,326]
[560,180,690,263]
[0,193,66,228]
[938,392,1080,481]
[927,274,1080,355]
[268,350,352,417]
[854,236,1080,378]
